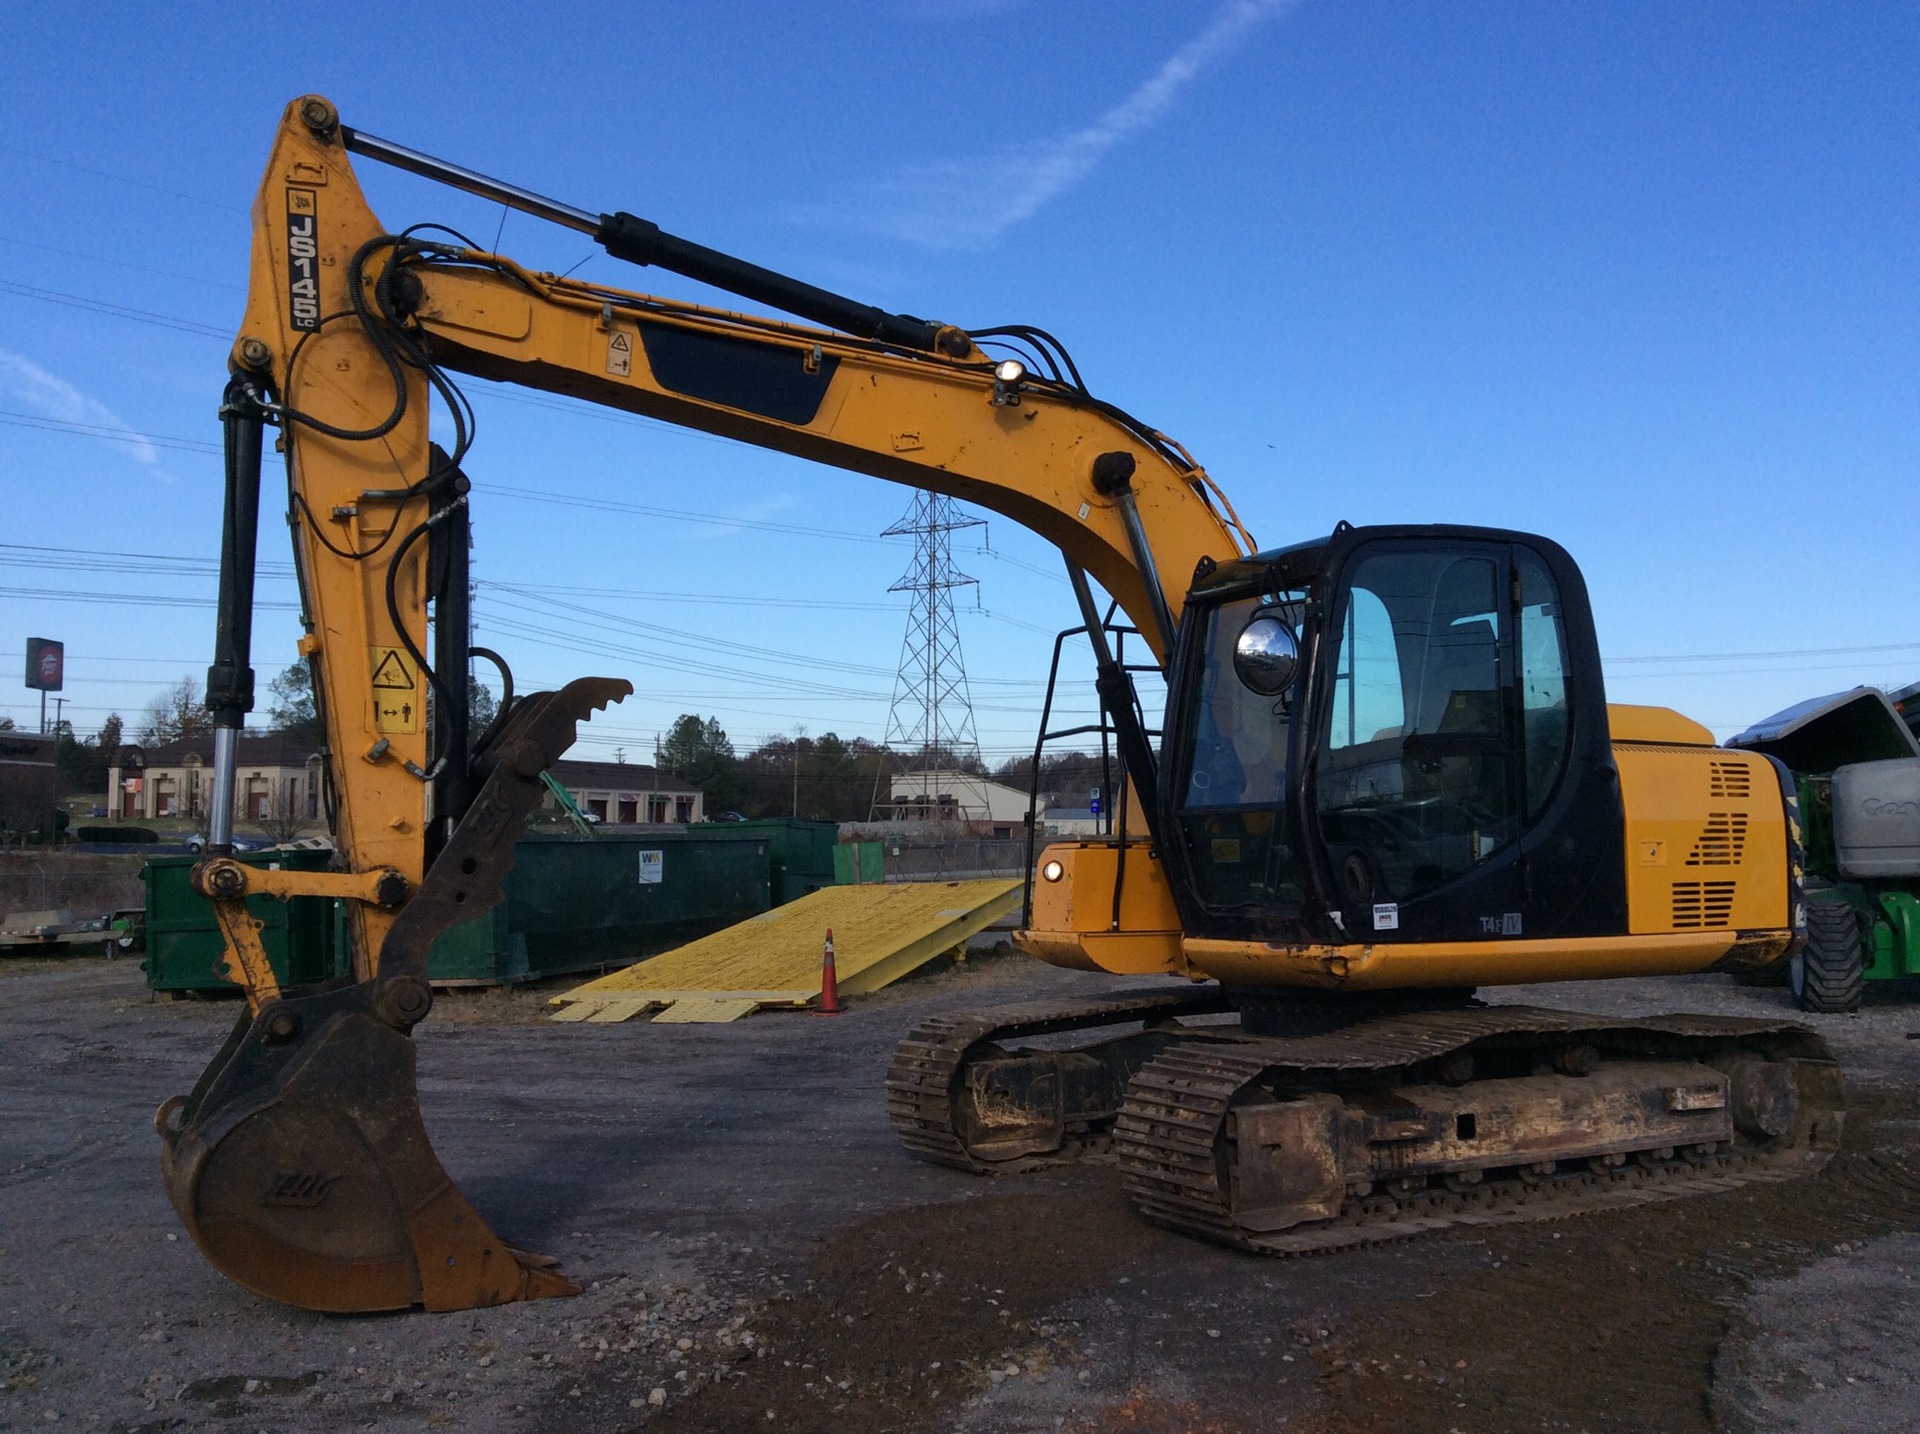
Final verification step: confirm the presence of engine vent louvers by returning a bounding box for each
[1708,760,1752,799]
[1672,880,1738,929]
[1685,812,1749,866]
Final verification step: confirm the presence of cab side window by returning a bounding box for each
[1516,548,1570,818]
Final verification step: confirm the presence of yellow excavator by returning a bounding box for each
[162,94,1842,1313]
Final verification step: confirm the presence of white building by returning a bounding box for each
[108,733,321,824]
[886,770,1037,831]
[1041,806,1105,838]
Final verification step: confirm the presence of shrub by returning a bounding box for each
[75,825,159,844]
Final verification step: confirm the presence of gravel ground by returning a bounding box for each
[2,950,1917,1433]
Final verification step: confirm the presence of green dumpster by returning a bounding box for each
[699,819,840,904]
[424,832,773,984]
[142,849,341,994]
[143,833,777,991]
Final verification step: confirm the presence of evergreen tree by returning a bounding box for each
[267,664,326,747]
[656,714,743,814]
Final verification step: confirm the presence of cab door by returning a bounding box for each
[1306,534,1623,944]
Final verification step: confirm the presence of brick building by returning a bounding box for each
[0,729,58,836]
[546,759,704,825]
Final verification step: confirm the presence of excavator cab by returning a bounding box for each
[1159,525,1630,949]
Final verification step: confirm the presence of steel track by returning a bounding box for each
[885,989,1234,1173]
[889,997,1844,1252]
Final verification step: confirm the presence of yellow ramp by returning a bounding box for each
[549,878,1021,1024]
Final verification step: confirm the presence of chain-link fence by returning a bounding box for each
[864,837,1032,882]
[0,854,146,919]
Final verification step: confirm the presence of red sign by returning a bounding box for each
[24,638,63,693]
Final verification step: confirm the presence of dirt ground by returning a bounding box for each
[3,949,1918,1433]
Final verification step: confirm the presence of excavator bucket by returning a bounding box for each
[157,679,629,1312]
[157,981,576,1312]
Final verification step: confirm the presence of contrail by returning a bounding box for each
[0,348,168,478]
[795,0,1295,250]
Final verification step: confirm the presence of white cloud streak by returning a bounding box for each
[795,0,1294,249]
[0,348,168,478]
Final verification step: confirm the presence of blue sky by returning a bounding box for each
[1,1,1914,766]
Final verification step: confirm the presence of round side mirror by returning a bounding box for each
[1233,613,1298,695]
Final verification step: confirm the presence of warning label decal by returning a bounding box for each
[369,648,413,689]
[368,646,420,734]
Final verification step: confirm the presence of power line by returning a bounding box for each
[1606,641,1920,665]
[478,483,909,545]
[0,233,245,291]
[0,584,298,611]
[0,279,229,337]
[965,544,1070,587]
[0,541,294,577]
[0,410,221,454]
[484,586,898,676]
[475,610,890,702]
[0,142,250,213]
[0,651,213,666]
[0,540,1062,637]
[477,578,899,613]
[5,548,1903,684]
[482,582,1044,688]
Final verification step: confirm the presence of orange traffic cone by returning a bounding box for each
[816,927,842,1016]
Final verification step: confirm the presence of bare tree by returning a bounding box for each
[139,677,212,745]
[256,778,309,845]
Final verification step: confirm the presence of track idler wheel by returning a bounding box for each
[157,977,576,1313]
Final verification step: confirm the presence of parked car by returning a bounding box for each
[184,833,266,853]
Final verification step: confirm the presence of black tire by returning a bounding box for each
[1793,900,1864,1014]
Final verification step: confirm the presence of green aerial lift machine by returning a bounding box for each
[1729,681,1920,1011]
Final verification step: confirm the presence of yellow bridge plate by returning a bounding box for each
[549,878,1021,1024]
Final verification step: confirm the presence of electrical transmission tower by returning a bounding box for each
[871,492,985,820]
